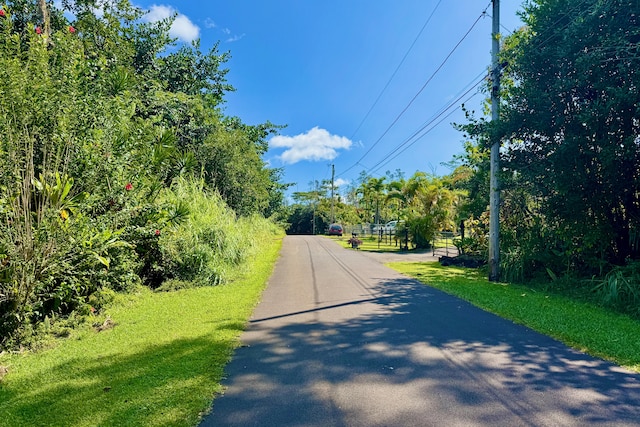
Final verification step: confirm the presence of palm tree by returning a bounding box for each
[356,176,387,226]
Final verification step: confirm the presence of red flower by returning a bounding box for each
[69,26,76,34]
[0,10,6,17]
[36,26,42,34]
[125,182,133,191]
[155,229,161,236]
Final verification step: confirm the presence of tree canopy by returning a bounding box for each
[500,0,640,267]
[0,0,287,349]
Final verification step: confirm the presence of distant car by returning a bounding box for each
[373,220,401,233]
[327,224,343,236]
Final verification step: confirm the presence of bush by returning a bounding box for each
[153,178,277,287]
[593,262,640,317]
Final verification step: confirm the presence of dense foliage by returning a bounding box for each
[458,0,640,305]
[501,0,640,270]
[288,171,465,249]
[0,1,285,350]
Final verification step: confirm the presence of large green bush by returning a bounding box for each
[0,2,285,350]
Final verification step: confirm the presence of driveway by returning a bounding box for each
[200,235,640,426]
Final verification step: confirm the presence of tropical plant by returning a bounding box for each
[0,0,287,350]
[499,0,640,269]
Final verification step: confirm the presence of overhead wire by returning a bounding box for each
[348,0,444,141]
[342,0,604,182]
[369,72,487,175]
[339,4,491,179]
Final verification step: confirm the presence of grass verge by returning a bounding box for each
[333,235,408,252]
[0,234,283,427]
[388,261,640,372]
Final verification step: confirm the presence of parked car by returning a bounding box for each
[327,223,343,236]
[373,220,401,233]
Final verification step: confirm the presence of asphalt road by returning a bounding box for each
[200,235,640,426]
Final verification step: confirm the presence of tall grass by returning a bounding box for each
[0,225,283,427]
[155,178,280,287]
[593,262,640,317]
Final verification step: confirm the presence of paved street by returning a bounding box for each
[200,235,640,426]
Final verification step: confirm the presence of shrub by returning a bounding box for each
[155,178,259,287]
[593,262,640,317]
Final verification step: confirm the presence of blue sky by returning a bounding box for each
[132,1,525,197]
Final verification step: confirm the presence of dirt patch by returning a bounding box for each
[93,316,116,332]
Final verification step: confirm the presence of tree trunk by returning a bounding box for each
[37,0,51,40]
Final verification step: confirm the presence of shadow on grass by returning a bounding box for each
[0,323,244,427]
[203,274,640,426]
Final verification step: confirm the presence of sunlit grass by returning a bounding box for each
[330,233,455,253]
[0,234,283,427]
[389,261,640,372]
[330,234,413,252]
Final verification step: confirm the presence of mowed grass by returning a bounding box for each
[333,233,452,253]
[389,261,640,372]
[0,236,283,427]
[334,235,407,252]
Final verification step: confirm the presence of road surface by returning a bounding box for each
[200,235,640,426]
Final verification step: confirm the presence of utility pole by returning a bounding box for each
[330,164,335,223]
[489,0,501,281]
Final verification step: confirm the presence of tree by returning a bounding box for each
[0,0,288,348]
[499,0,640,269]
[356,176,386,225]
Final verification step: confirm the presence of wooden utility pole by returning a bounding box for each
[489,0,501,281]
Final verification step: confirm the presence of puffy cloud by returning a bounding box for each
[270,127,353,165]
[144,5,200,43]
[334,178,350,188]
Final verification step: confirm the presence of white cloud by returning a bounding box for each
[226,34,246,43]
[144,5,199,43]
[270,127,353,165]
[172,14,200,42]
[334,178,350,188]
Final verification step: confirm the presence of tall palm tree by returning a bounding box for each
[356,176,386,226]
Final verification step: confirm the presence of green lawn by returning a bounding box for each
[389,261,640,372]
[335,233,454,253]
[0,236,282,427]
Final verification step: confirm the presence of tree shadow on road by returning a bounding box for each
[204,277,640,426]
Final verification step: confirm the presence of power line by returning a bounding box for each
[345,0,609,186]
[371,71,486,170]
[348,0,444,141]
[339,6,490,178]
[343,1,599,181]
[369,73,486,175]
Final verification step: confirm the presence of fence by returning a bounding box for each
[432,232,460,257]
[342,225,458,255]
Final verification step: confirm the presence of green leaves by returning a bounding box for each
[460,0,640,276]
[0,0,287,350]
